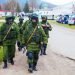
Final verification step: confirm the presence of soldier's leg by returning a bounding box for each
[8,45,15,65]
[43,44,47,55]
[33,51,39,71]
[3,45,8,68]
[40,45,44,55]
[27,52,33,73]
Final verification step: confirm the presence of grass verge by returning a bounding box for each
[48,20,75,29]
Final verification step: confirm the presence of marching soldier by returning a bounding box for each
[22,15,31,32]
[23,14,47,73]
[0,16,19,68]
[40,15,52,55]
[17,17,24,51]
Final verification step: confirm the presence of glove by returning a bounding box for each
[17,41,20,47]
[0,41,3,46]
[49,28,52,31]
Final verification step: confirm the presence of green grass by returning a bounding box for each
[0,22,3,26]
[48,20,75,29]
[0,17,5,20]
[0,46,3,62]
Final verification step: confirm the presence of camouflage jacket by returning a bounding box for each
[0,22,19,45]
[41,21,52,38]
[23,22,48,51]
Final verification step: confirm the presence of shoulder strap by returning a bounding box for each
[26,25,37,45]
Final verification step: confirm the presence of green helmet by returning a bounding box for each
[31,14,38,22]
[5,16,15,21]
[41,15,47,20]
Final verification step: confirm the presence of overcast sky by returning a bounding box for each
[42,0,74,5]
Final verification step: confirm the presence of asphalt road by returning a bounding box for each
[0,24,75,75]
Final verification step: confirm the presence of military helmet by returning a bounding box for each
[19,17,24,21]
[41,15,47,20]
[5,16,15,21]
[31,14,38,22]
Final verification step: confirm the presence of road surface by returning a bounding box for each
[0,24,75,75]
[50,25,75,59]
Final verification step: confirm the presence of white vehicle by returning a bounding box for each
[68,15,75,25]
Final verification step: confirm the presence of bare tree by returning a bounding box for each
[4,0,17,11]
[23,0,29,13]
[16,2,21,12]
[29,0,39,12]
[0,5,2,10]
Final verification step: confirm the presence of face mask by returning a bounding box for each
[32,19,37,24]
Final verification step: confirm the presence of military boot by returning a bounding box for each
[28,63,33,73]
[43,44,47,55]
[10,58,14,65]
[3,61,7,69]
[43,49,47,55]
[18,47,22,51]
[40,48,43,55]
[33,62,37,71]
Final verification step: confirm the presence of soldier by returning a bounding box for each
[23,14,47,73]
[22,15,31,31]
[0,16,19,69]
[40,15,52,55]
[17,17,24,51]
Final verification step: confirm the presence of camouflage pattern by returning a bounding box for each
[41,21,52,38]
[23,20,47,72]
[0,22,19,62]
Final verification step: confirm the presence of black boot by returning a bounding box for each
[43,44,47,55]
[43,49,47,55]
[33,66,37,71]
[10,58,14,65]
[40,48,43,55]
[18,47,22,51]
[33,62,37,71]
[28,63,33,73]
[40,52,43,55]
[3,61,7,69]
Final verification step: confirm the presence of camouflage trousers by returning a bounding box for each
[3,45,15,61]
[27,51,39,68]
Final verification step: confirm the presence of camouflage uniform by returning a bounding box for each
[17,18,24,51]
[0,16,19,68]
[23,14,47,73]
[40,15,52,55]
[22,14,31,32]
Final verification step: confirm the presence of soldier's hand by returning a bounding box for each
[41,42,43,45]
[17,41,20,47]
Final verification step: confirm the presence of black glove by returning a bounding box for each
[17,41,20,47]
[0,41,3,46]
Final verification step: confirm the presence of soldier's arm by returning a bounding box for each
[22,20,28,31]
[39,26,48,44]
[13,23,19,40]
[47,22,52,31]
[22,26,29,45]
